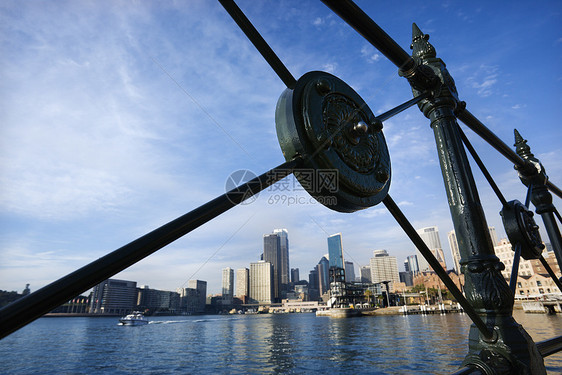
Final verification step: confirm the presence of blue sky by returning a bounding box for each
[1,1,561,295]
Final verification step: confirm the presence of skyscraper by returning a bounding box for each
[222,267,234,304]
[178,279,207,314]
[317,256,330,296]
[360,265,372,282]
[449,227,498,274]
[344,261,355,283]
[369,250,400,292]
[290,268,300,283]
[405,254,419,274]
[236,268,249,299]
[416,226,447,271]
[249,261,273,304]
[273,228,290,298]
[448,230,461,274]
[263,233,281,301]
[327,233,345,269]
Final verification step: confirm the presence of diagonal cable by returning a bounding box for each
[458,124,508,208]
[219,0,296,89]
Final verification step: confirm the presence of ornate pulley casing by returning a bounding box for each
[275,71,391,212]
[500,200,544,260]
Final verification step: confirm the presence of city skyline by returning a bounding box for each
[1,1,561,295]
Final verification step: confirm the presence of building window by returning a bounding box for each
[537,281,542,287]
[539,288,545,294]
[517,282,522,288]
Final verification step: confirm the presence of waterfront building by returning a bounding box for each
[416,226,447,271]
[236,268,249,301]
[291,268,300,283]
[515,273,561,298]
[360,265,372,283]
[249,261,274,304]
[178,280,207,314]
[222,267,234,305]
[494,239,535,280]
[273,228,290,298]
[345,261,355,283]
[531,250,560,277]
[263,233,282,301]
[413,271,464,300]
[90,279,137,315]
[136,286,180,314]
[49,295,90,314]
[186,279,207,313]
[369,250,400,292]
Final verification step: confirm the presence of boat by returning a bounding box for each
[118,312,149,326]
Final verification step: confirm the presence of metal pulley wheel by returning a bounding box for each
[275,71,391,213]
[500,199,544,260]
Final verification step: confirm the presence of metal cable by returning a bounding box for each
[457,125,508,208]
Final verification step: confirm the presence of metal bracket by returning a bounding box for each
[275,71,391,212]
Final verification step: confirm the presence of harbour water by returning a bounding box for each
[1,310,561,374]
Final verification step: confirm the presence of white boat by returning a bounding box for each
[118,312,149,326]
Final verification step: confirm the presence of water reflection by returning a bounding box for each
[1,312,561,374]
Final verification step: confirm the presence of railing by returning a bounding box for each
[1,1,561,373]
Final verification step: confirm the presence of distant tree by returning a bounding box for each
[0,290,21,308]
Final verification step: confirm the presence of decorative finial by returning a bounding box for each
[514,129,534,160]
[410,23,436,60]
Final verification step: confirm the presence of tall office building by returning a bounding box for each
[187,280,207,312]
[181,279,207,314]
[489,227,498,246]
[344,261,355,283]
[360,265,372,283]
[327,233,345,269]
[317,256,330,295]
[90,279,137,315]
[369,250,400,292]
[273,228,290,297]
[263,233,282,301]
[448,230,461,274]
[308,267,320,300]
[291,268,300,283]
[449,227,498,274]
[222,267,234,304]
[236,268,249,299]
[405,254,419,274]
[416,226,447,271]
[249,261,274,304]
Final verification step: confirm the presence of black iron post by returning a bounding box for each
[405,24,545,374]
[514,130,562,273]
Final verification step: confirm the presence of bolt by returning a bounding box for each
[372,120,383,132]
[354,121,369,134]
[376,170,389,183]
[315,79,332,96]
